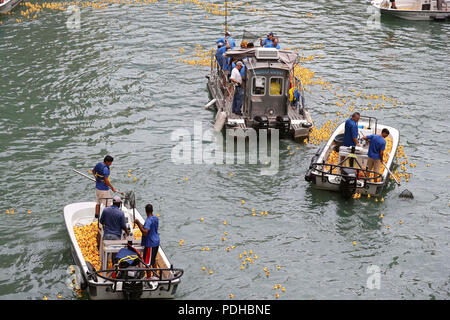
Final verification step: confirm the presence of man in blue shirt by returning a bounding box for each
[260,32,274,47]
[217,31,236,49]
[215,41,225,68]
[343,112,361,147]
[100,196,129,240]
[92,155,118,217]
[363,128,390,176]
[135,204,160,270]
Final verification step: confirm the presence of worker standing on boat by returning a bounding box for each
[363,128,390,178]
[217,31,236,49]
[231,61,244,116]
[343,112,361,147]
[260,32,274,47]
[92,155,117,217]
[100,196,129,240]
[135,204,160,272]
[215,41,225,69]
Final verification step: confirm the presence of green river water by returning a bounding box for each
[0,0,449,299]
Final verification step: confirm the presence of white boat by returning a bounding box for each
[63,193,183,300]
[0,0,23,14]
[305,117,399,198]
[372,0,450,20]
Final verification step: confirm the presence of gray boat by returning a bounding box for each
[206,47,313,140]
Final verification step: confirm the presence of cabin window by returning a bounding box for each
[269,77,283,96]
[252,77,266,96]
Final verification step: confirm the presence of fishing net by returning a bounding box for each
[241,29,260,45]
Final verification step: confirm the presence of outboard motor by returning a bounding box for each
[114,247,145,300]
[340,167,357,199]
[252,115,269,130]
[275,115,290,137]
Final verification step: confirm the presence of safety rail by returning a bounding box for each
[92,266,184,284]
[311,162,383,182]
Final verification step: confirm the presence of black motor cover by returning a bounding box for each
[252,115,269,130]
[275,115,290,136]
[340,167,357,199]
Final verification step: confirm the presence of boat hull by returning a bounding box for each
[305,120,399,197]
[64,202,181,300]
[372,0,450,20]
[0,0,23,14]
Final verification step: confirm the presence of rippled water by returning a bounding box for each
[0,0,449,300]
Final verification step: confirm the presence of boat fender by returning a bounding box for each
[302,122,312,128]
[214,111,227,131]
[304,169,313,182]
[204,98,217,109]
[86,261,98,283]
[399,189,414,199]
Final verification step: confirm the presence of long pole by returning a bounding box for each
[381,161,401,186]
[72,168,96,182]
[225,1,228,36]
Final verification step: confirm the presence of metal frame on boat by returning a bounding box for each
[64,196,183,300]
[305,117,400,198]
[206,46,313,141]
[372,0,450,20]
[0,0,23,14]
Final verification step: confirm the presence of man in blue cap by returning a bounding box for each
[217,31,236,49]
[260,32,274,47]
[100,195,129,240]
[215,41,226,69]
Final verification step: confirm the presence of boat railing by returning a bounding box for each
[210,51,234,105]
[311,161,383,183]
[92,266,184,286]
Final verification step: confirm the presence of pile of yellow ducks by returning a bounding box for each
[73,222,143,271]
[73,222,101,271]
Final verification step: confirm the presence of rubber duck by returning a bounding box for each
[201,266,206,271]
[241,200,245,205]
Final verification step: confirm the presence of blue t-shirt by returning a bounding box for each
[261,38,273,47]
[217,36,235,48]
[215,46,227,68]
[366,135,386,160]
[93,162,110,191]
[264,42,280,49]
[100,206,126,237]
[141,216,160,248]
[343,118,359,147]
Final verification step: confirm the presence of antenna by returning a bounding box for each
[225,1,228,37]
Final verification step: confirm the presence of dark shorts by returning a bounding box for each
[143,246,159,266]
[103,233,121,240]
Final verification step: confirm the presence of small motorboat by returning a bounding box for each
[305,117,399,198]
[372,0,450,20]
[63,192,183,300]
[206,46,313,141]
[0,0,23,14]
